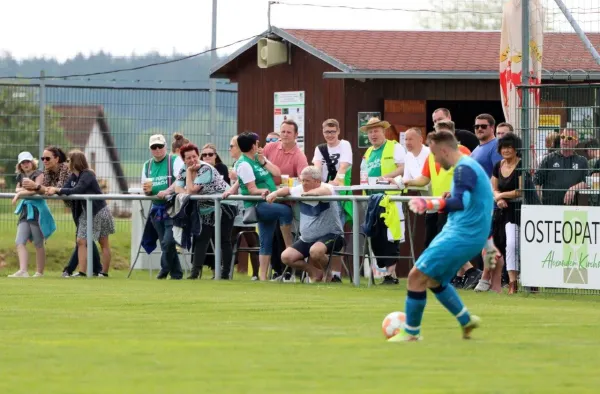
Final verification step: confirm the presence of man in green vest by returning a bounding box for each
[360,117,406,285]
[404,122,482,289]
[142,134,184,280]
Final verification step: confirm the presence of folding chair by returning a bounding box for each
[228,230,260,280]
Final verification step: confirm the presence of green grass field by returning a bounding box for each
[1,272,599,394]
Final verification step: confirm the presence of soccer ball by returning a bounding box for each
[381,311,406,339]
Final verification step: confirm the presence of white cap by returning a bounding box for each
[17,151,34,165]
[148,134,166,148]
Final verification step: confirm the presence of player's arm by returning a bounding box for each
[430,165,477,213]
[409,165,476,214]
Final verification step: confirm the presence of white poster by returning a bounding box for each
[274,91,305,151]
[521,205,600,290]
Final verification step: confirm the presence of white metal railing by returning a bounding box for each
[0,192,428,286]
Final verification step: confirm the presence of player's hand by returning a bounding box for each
[408,198,428,215]
[482,240,501,270]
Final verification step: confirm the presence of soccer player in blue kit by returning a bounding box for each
[388,130,498,342]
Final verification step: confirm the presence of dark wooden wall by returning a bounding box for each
[231,45,345,158]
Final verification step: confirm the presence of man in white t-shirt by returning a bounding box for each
[267,166,344,283]
[312,119,353,185]
[312,118,352,281]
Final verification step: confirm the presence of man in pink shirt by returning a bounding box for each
[263,120,309,281]
[263,120,309,184]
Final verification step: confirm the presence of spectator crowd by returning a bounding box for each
[7,108,596,294]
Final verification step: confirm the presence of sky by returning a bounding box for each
[0,0,596,62]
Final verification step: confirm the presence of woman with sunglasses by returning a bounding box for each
[175,143,237,279]
[21,146,103,277]
[200,144,230,185]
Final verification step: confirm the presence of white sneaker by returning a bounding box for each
[33,272,44,278]
[474,279,491,292]
[8,270,29,278]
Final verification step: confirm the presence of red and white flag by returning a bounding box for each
[499,0,544,165]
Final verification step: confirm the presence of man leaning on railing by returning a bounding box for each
[140,134,184,280]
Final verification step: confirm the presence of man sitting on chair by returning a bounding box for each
[266,166,344,282]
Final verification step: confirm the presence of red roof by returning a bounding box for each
[283,29,600,73]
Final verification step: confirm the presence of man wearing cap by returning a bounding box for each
[360,117,406,285]
[141,134,184,279]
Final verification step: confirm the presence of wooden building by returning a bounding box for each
[211,27,600,272]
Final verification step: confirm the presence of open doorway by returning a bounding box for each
[426,100,506,135]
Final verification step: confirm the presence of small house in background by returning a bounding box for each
[51,105,130,216]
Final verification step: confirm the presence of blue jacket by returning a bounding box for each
[361,194,385,237]
[141,203,170,254]
[15,199,57,240]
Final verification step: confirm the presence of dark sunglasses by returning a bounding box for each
[266,137,278,143]
[201,152,215,158]
[150,144,165,150]
[474,124,489,130]
[41,156,52,161]
[560,135,577,141]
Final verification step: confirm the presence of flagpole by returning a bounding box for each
[521,0,531,173]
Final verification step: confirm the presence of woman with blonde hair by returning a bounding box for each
[46,150,115,277]
[9,152,56,277]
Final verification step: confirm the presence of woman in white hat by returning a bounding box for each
[9,152,56,277]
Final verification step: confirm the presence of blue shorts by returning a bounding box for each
[415,234,486,286]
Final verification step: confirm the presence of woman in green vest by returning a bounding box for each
[226,131,294,281]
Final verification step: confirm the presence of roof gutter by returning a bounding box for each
[323,71,600,80]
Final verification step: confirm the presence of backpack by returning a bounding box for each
[318,143,338,182]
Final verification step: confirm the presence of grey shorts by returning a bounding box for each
[15,221,44,248]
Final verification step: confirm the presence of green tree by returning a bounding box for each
[0,85,65,188]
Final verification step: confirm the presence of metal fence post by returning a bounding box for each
[352,199,360,287]
[213,198,222,280]
[521,0,531,186]
[38,70,46,166]
[86,198,94,278]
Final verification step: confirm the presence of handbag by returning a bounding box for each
[242,205,258,224]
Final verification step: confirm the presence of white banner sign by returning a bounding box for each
[274,91,305,151]
[521,205,600,290]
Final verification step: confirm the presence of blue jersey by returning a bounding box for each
[443,156,494,241]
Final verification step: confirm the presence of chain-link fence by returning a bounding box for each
[0,82,237,240]
[516,83,600,295]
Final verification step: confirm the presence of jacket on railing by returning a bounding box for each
[14,199,57,240]
[169,193,202,251]
[141,202,171,254]
[361,194,384,237]
[361,194,403,240]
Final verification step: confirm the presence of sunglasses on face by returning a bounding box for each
[560,135,577,141]
[201,152,215,158]
[474,124,489,130]
[41,156,52,161]
[266,138,278,143]
[150,144,165,150]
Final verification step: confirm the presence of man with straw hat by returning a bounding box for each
[360,116,406,285]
